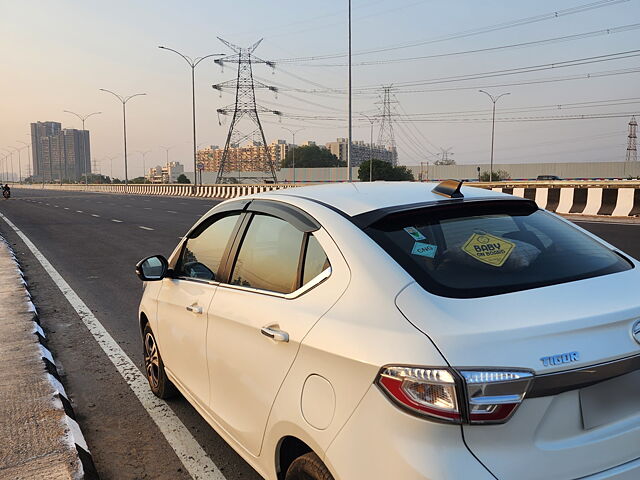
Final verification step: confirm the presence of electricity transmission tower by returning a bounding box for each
[626,116,637,162]
[376,86,398,166]
[212,38,280,183]
[435,147,455,165]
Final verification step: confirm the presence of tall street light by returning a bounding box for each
[10,146,26,183]
[282,127,304,183]
[479,90,510,182]
[138,150,151,182]
[360,114,376,182]
[1,149,14,183]
[99,89,146,189]
[158,46,224,190]
[64,110,101,187]
[347,0,353,182]
[17,141,31,181]
[160,145,175,184]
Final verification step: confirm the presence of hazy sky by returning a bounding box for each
[2,0,639,178]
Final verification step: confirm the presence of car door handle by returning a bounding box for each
[186,305,203,314]
[260,326,289,343]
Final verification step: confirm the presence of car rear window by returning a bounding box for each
[365,201,632,298]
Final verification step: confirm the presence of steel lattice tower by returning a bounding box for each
[212,38,280,183]
[626,116,637,162]
[376,86,398,165]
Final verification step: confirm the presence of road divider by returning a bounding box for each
[13,181,640,218]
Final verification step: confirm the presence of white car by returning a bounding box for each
[136,181,640,480]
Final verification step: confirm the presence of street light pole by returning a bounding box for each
[479,90,510,182]
[10,146,26,183]
[347,0,353,182]
[1,149,14,183]
[17,141,31,182]
[282,127,304,183]
[99,89,146,190]
[159,46,224,191]
[138,150,151,182]
[160,146,175,184]
[64,110,101,187]
[360,114,376,182]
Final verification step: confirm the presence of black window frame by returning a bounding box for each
[363,199,633,299]
[173,210,247,284]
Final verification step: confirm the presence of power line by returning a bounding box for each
[274,0,631,63]
[284,23,640,67]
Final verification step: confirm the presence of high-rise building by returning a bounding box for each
[325,138,397,167]
[31,121,61,177]
[30,122,90,181]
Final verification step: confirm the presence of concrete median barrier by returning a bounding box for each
[12,181,640,218]
[0,236,98,479]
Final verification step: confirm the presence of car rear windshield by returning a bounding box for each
[365,201,632,298]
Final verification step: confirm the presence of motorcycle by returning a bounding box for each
[2,189,10,199]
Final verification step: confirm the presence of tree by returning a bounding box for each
[130,176,148,184]
[358,159,415,182]
[281,145,345,168]
[479,170,510,181]
[177,174,191,184]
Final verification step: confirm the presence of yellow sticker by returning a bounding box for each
[462,233,516,267]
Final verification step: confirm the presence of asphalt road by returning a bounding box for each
[0,188,639,480]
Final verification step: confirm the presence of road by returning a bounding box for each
[0,188,639,480]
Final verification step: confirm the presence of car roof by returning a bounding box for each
[258,181,509,217]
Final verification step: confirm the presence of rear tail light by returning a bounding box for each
[377,366,533,425]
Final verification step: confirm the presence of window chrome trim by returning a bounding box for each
[217,266,332,299]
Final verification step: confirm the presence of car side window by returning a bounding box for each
[302,234,330,286]
[179,213,241,281]
[230,214,304,294]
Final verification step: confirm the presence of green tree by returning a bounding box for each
[281,145,345,168]
[479,170,511,181]
[177,174,191,184]
[358,159,415,182]
[130,176,147,184]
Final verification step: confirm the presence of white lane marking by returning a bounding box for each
[111,219,123,223]
[91,214,100,218]
[144,207,152,210]
[167,210,178,214]
[46,203,50,206]
[76,210,83,213]
[0,211,226,480]
[54,205,59,208]
[64,207,70,210]
[139,226,154,231]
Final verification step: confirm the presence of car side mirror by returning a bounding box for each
[136,255,169,281]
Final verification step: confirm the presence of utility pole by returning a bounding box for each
[64,110,101,187]
[160,146,175,183]
[1,149,14,182]
[282,127,304,183]
[10,146,26,183]
[479,90,510,182]
[377,86,398,166]
[99,89,146,190]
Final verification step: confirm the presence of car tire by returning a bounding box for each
[285,452,334,480]
[143,324,177,399]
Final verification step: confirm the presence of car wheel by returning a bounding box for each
[143,324,176,399]
[285,452,334,480]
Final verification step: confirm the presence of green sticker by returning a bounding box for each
[404,226,426,241]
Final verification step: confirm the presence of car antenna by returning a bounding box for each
[432,179,464,198]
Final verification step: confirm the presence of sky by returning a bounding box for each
[1,0,639,178]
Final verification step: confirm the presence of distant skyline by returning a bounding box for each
[2,0,639,178]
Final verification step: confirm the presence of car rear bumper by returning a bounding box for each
[325,385,493,480]
[579,456,640,480]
